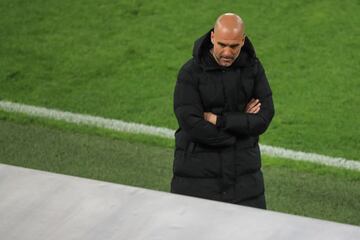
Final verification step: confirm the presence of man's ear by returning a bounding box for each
[240,35,245,47]
[210,31,215,45]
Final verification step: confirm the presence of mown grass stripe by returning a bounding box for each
[1,100,359,171]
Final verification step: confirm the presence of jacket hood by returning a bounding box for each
[192,28,257,70]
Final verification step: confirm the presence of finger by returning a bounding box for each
[247,99,259,109]
[249,104,261,114]
[247,98,257,106]
[249,108,259,114]
[247,107,256,113]
[255,104,261,112]
[246,98,255,107]
[246,105,255,113]
[248,102,261,112]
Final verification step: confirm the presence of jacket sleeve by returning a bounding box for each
[174,68,236,147]
[216,60,275,136]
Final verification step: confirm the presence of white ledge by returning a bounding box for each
[0,164,359,240]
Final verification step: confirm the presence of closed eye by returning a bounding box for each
[217,42,240,48]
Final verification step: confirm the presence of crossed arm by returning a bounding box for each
[174,61,274,147]
[203,62,275,137]
[174,70,236,147]
[204,98,261,124]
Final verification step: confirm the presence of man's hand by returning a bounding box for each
[204,112,217,125]
[245,98,261,114]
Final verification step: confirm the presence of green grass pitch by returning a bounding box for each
[0,0,359,225]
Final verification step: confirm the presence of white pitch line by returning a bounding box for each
[0,100,359,171]
[0,100,174,139]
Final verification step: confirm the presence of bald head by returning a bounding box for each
[210,13,246,67]
[214,13,245,38]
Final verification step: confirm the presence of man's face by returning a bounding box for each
[211,30,245,67]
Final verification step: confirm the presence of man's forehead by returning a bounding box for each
[214,29,244,40]
[214,35,244,44]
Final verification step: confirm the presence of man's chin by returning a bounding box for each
[220,60,233,67]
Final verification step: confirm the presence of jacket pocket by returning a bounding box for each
[235,143,261,174]
[186,141,196,154]
[174,141,222,178]
[183,141,196,162]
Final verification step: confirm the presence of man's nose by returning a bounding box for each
[223,47,234,57]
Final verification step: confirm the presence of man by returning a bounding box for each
[171,13,275,209]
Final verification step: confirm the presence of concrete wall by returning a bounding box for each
[0,164,359,240]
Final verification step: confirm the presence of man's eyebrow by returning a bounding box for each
[217,42,240,47]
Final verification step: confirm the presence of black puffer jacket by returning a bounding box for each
[170,29,275,209]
